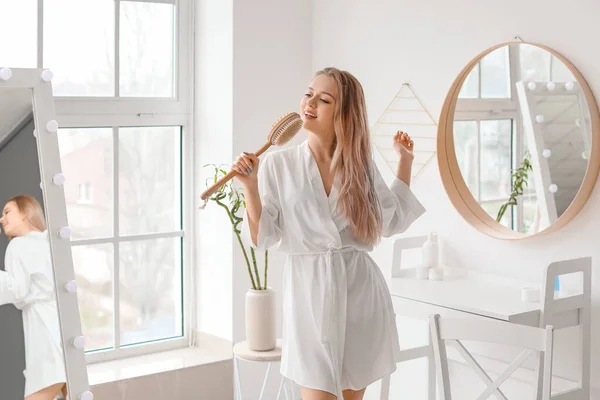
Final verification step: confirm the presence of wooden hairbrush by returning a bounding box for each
[200,112,303,202]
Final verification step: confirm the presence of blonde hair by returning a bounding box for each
[6,195,46,238]
[315,67,382,245]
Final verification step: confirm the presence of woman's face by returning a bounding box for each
[0,201,27,237]
[300,74,338,137]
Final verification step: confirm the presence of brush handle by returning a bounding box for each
[200,141,272,201]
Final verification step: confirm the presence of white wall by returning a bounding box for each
[194,0,313,398]
[195,0,234,341]
[231,1,312,398]
[313,0,600,397]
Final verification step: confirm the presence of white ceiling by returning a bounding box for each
[0,88,33,144]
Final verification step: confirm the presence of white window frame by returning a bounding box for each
[31,0,195,363]
[76,182,93,203]
[455,45,536,232]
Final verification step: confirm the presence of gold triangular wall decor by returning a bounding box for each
[371,82,437,181]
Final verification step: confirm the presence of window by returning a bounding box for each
[77,183,93,203]
[58,126,184,353]
[459,47,511,99]
[12,0,193,362]
[0,0,37,67]
[519,44,575,83]
[454,119,514,228]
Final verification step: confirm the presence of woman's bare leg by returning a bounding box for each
[343,388,367,400]
[24,382,66,400]
[300,386,338,400]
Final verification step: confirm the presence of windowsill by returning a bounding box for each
[87,333,232,386]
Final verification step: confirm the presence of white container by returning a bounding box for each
[245,287,276,351]
[422,232,439,268]
[428,268,444,281]
[415,266,429,280]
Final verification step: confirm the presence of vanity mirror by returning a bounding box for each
[438,42,600,239]
[0,68,91,400]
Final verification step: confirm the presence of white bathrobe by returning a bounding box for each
[0,231,67,397]
[241,140,425,398]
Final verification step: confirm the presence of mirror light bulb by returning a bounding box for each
[542,149,551,158]
[535,114,545,123]
[73,336,86,349]
[582,151,589,160]
[46,120,59,133]
[80,391,94,400]
[527,82,537,91]
[58,226,72,239]
[65,280,78,293]
[33,129,37,137]
[41,69,54,82]
[546,82,556,91]
[549,184,558,193]
[0,67,12,81]
[52,173,66,186]
[575,118,581,127]
[565,81,575,91]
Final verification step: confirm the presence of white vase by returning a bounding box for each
[245,287,276,351]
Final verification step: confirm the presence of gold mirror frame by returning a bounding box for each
[437,41,600,240]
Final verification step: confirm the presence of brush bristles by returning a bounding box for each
[271,113,303,145]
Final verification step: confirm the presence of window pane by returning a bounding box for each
[520,44,551,82]
[0,0,37,67]
[550,56,575,83]
[481,47,510,98]
[120,238,183,346]
[72,244,114,351]
[459,64,479,99]
[58,128,113,239]
[521,197,538,234]
[44,0,114,96]
[482,200,512,228]
[480,120,512,202]
[119,126,182,236]
[454,121,479,198]
[120,1,175,97]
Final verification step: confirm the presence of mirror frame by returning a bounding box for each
[437,41,600,240]
[0,68,91,398]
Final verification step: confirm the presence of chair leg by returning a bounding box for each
[283,378,291,400]
[276,377,285,400]
[380,374,391,400]
[428,345,436,400]
[258,362,272,400]
[234,357,243,400]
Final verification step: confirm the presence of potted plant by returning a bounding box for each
[203,164,276,351]
[496,151,533,223]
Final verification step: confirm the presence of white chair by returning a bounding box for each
[233,339,294,400]
[380,235,435,400]
[429,314,554,400]
[536,257,591,400]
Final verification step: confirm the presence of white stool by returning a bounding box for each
[233,339,294,400]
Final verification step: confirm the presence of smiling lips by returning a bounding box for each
[304,111,317,119]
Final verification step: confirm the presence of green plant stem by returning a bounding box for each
[250,248,262,290]
[264,250,268,289]
[217,199,257,290]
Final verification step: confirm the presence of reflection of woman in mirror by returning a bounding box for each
[0,195,67,400]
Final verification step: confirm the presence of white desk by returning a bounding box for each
[384,265,589,400]
[390,269,542,325]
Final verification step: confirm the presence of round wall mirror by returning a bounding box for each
[438,42,600,239]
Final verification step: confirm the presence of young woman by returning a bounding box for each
[0,195,67,400]
[235,67,425,400]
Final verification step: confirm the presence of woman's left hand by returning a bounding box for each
[393,130,414,160]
